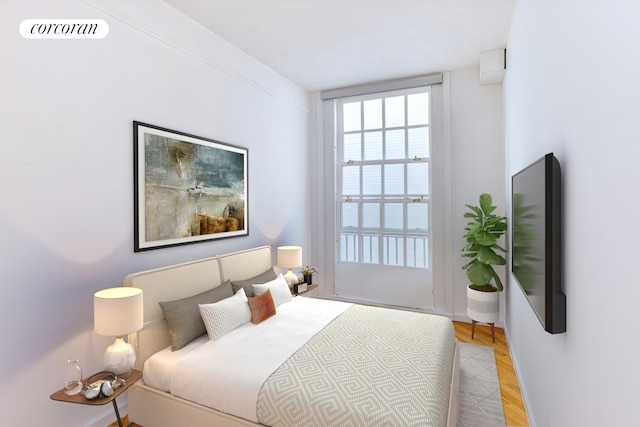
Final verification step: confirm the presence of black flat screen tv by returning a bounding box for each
[511,153,566,334]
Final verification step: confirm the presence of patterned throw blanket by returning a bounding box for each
[256,304,456,427]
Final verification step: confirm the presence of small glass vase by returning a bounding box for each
[64,358,83,395]
[303,274,313,285]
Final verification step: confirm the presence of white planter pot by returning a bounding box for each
[467,286,499,324]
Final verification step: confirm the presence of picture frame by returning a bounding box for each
[133,121,248,252]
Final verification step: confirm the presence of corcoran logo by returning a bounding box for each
[20,19,109,39]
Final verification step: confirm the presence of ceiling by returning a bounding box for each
[164,0,515,92]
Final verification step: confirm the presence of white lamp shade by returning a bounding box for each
[277,246,302,268]
[94,287,143,337]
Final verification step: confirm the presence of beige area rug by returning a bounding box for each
[457,342,506,427]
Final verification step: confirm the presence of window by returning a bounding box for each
[337,87,431,269]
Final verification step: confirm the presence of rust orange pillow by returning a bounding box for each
[247,288,276,324]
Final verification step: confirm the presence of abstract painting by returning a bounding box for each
[133,121,248,251]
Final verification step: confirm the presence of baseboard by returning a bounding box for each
[503,327,533,427]
[319,294,448,316]
[319,295,507,329]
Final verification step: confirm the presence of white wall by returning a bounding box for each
[0,1,310,425]
[505,1,640,425]
[449,68,505,319]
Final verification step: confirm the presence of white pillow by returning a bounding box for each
[199,288,251,341]
[252,274,292,307]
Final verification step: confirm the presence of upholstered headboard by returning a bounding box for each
[124,246,274,369]
[217,245,274,282]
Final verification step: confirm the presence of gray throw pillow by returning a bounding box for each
[159,280,234,351]
[231,268,277,297]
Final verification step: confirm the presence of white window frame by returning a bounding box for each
[335,87,432,270]
[311,73,452,313]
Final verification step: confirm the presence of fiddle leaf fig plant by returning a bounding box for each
[461,193,508,291]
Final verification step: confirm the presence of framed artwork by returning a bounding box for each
[133,121,248,251]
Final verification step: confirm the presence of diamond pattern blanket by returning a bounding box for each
[256,304,457,427]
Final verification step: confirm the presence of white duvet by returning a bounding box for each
[142,297,352,423]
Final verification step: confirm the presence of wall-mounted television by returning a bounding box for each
[511,153,566,334]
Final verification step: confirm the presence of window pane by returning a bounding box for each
[384,236,404,266]
[385,96,405,128]
[408,127,429,158]
[384,164,404,194]
[364,131,382,161]
[408,203,428,233]
[362,203,380,230]
[337,88,430,270]
[364,99,382,130]
[407,163,428,195]
[362,165,381,195]
[362,234,380,264]
[343,102,361,131]
[385,129,405,159]
[341,233,359,262]
[408,93,429,125]
[406,236,428,268]
[342,165,360,195]
[341,203,358,229]
[384,203,403,231]
[343,133,361,161]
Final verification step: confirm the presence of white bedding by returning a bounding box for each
[142,334,209,392]
[143,297,352,423]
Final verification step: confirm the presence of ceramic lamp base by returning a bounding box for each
[284,269,298,286]
[103,336,136,378]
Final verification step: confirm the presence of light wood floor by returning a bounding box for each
[454,321,529,427]
[109,415,137,427]
[115,322,529,427]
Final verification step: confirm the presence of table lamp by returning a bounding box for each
[94,287,143,378]
[277,246,302,286]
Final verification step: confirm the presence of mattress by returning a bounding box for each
[143,297,456,426]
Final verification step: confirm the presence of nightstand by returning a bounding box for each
[50,369,142,427]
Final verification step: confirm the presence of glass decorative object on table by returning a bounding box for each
[64,358,83,395]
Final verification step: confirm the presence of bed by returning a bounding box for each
[124,246,460,427]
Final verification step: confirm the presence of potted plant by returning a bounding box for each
[461,193,507,330]
[299,265,318,285]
